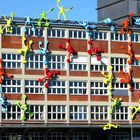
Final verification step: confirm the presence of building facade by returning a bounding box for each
[0,17,140,140]
[97,0,140,22]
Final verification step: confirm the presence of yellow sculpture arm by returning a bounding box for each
[57,0,61,9]
[64,7,73,12]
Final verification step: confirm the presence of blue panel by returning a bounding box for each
[112,90,128,96]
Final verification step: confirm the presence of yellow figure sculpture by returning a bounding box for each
[57,0,73,21]
[103,123,120,130]
[101,66,114,91]
[0,12,15,34]
[109,93,123,114]
[18,36,33,64]
[129,99,140,119]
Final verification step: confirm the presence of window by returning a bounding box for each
[69,81,87,95]
[133,82,140,90]
[70,132,89,140]
[70,106,87,120]
[48,105,66,120]
[111,57,128,72]
[112,106,128,120]
[35,28,43,37]
[26,54,43,69]
[25,133,44,140]
[111,33,128,41]
[70,56,87,71]
[48,55,66,70]
[112,83,128,96]
[111,132,129,140]
[24,27,43,37]
[25,80,44,94]
[131,34,139,42]
[48,81,66,94]
[3,26,21,35]
[91,106,108,120]
[2,79,21,93]
[132,60,140,66]
[92,31,108,40]
[91,82,108,95]
[2,105,21,120]
[27,105,44,120]
[2,54,21,69]
[47,132,66,140]
[48,29,65,38]
[134,132,140,140]
[69,30,86,39]
[2,133,22,140]
[91,57,108,72]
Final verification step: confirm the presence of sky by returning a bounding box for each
[0,0,97,22]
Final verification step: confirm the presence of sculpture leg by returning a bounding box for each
[44,81,49,88]
[58,13,61,20]
[43,55,48,65]
[66,53,71,63]
[22,51,27,64]
[7,26,12,34]
[63,13,66,21]
[37,19,42,27]
[45,19,50,27]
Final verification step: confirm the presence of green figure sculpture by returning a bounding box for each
[0,12,15,34]
[37,8,54,27]
[129,99,140,119]
[57,0,73,21]
[109,93,122,114]
[16,94,33,121]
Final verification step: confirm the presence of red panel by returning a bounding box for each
[70,39,87,52]
[2,36,22,49]
[5,69,22,75]
[69,71,88,76]
[27,37,44,50]
[132,43,140,55]
[25,70,44,75]
[27,94,45,100]
[48,38,66,51]
[90,72,103,77]
[55,70,66,76]
[132,115,140,122]
[6,94,21,100]
[111,41,128,54]
[132,91,140,102]
[113,96,129,102]
[69,95,88,101]
[132,66,140,78]
[93,40,108,53]
[47,94,66,101]
[91,95,108,101]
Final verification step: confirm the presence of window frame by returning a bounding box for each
[2,79,22,94]
[48,54,66,70]
[2,53,21,69]
[48,105,66,120]
[91,81,108,95]
[70,105,88,120]
[69,81,88,95]
[25,80,44,94]
[25,54,44,70]
[48,80,66,94]
[111,57,129,72]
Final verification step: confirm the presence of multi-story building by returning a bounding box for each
[97,0,140,22]
[0,16,140,140]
